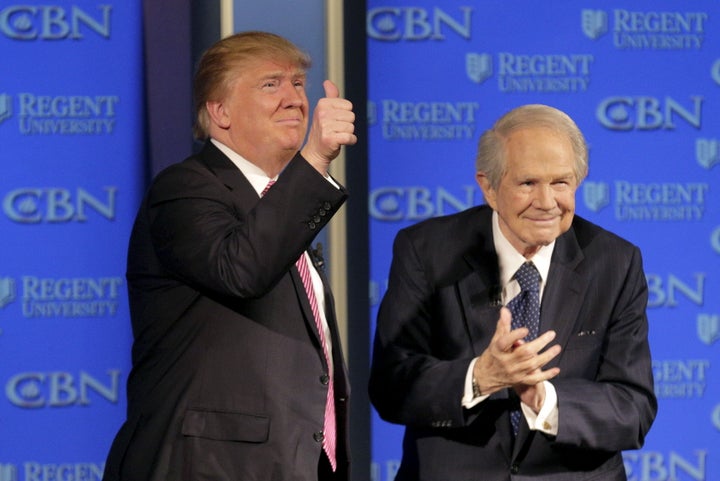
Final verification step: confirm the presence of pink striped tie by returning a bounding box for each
[296,252,337,470]
[261,180,337,470]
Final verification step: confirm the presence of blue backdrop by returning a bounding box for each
[367,2,720,481]
[1,2,719,481]
[0,1,144,477]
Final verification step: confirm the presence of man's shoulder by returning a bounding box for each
[570,214,639,254]
[401,204,491,237]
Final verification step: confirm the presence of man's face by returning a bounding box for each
[477,126,578,258]
[218,58,309,163]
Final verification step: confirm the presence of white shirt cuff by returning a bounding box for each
[462,358,489,408]
[520,380,558,435]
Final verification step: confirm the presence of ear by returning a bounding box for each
[206,100,231,129]
[476,171,497,210]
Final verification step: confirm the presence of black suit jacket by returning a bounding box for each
[369,205,656,481]
[103,141,351,481]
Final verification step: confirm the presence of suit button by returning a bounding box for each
[308,221,317,229]
[510,463,519,474]
[320,374,330,385]
[313,431,325,442]
[313,215,321,223]
[323,202,331,210]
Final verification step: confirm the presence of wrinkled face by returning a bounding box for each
[477,127,578,258]
[215,58,309,163]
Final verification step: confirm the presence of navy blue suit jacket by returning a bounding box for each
[369,205,656,481]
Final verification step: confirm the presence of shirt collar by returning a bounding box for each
[211,138,276,196]
[492,210,554,288]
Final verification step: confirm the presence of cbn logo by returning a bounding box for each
[367,6,473,41]
[713,59,720,86]
[596,96,703,131]
[0,5,112,40]
[712,226,720,255]
[2,186,117,223]
[581,9,608,40]
[6,370,121,408]
[0,277,16,309]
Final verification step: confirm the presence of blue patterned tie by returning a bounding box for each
[507,262,541,436]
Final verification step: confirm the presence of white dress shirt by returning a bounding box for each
[462,210,559,435]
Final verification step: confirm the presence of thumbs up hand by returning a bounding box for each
[301,80,357,176]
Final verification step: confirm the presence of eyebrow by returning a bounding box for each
[261,69,306,79]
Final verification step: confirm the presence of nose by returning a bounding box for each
[534,184,557,209]
[281,82,305,107]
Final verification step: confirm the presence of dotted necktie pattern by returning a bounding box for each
[507,262,541,436]
[261,179,336,470]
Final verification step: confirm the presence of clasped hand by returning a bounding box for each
[472,307,561,412]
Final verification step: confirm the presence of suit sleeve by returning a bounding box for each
[369,228,474,428]
[553,246,657,452]
[145,153,347,299]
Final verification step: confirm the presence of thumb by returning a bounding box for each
[323,79,340,98]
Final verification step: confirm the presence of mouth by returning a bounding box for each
[277,118,303,126]
[526,215,559,226]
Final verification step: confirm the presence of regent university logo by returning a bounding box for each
[696,138,720,170]
[697,313,720,346]
[466,53,493,84]
[583,181,610,212]
[0,94,12,124]
[0,277,16,309]
[581,9,608,40]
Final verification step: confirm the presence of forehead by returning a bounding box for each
[503,127,576,173]
[237,57,307,79]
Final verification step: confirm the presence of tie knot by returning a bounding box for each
[514,262,540,292]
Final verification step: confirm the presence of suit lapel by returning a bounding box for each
[458,240,502,356]
[199,141,260,212]
[456,211,515,459]
[540,226,588,368]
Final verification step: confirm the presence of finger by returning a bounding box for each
[495,308,527,352]
[514,343,561,376]
[525,366,561,385]
[496,307,512,335]
[511,331,558,361]
[536,344,562,366]
[523,330,557,353]
[323,79,339,99]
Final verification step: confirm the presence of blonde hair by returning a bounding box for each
[192,31,311,139]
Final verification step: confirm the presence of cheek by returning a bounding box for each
[559,195,576,228]
[557,191,576,211]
